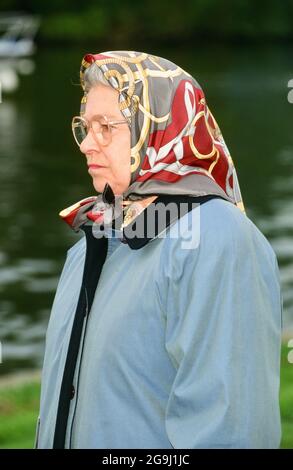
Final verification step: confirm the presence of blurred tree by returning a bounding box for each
[1,0,293,43]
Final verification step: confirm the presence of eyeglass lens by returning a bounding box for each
[73,117,110,146]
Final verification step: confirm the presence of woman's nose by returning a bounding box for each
[79,131,101,155]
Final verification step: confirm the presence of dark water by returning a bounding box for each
[0,44,292,375]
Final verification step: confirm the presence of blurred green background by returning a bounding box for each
[0,0,292,448]
[3,0,293,45]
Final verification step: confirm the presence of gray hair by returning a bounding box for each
[82,63,110,92]
[82,62,132,125]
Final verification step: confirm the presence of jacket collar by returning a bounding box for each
[59,193,225,250]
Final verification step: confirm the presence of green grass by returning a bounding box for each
[0,381,41,449]
[280,343,293,448]
[0,344,292,448]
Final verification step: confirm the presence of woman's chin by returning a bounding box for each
[92,177,108,194]
[92,176,129,196]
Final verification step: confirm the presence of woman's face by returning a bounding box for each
[79,84,131,195]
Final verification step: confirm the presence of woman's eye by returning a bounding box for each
[92,121,105,133]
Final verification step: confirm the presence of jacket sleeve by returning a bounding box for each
[163,207,282,449]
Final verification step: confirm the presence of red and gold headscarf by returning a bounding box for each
[60,50,245,231]
[80,51,244,211]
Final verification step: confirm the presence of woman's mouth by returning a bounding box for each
[88,164,104,168]
[88,164,105,173]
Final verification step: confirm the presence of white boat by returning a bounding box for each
[0,13,40,58]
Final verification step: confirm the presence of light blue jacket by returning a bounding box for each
[36,198,282,448]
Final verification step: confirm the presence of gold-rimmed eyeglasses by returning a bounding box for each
[72,114,128,147]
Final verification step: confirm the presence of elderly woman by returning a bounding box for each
[35,51,282,449]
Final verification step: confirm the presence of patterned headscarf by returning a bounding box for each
[60,50,245,232]
[80,50,244,212]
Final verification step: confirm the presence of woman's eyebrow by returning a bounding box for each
[85,113,120,121]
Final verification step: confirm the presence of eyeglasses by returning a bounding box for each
[72,114,128,147]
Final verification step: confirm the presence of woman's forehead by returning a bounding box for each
[84,85,121,120]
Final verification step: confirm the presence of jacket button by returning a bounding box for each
[70,385,75,399]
